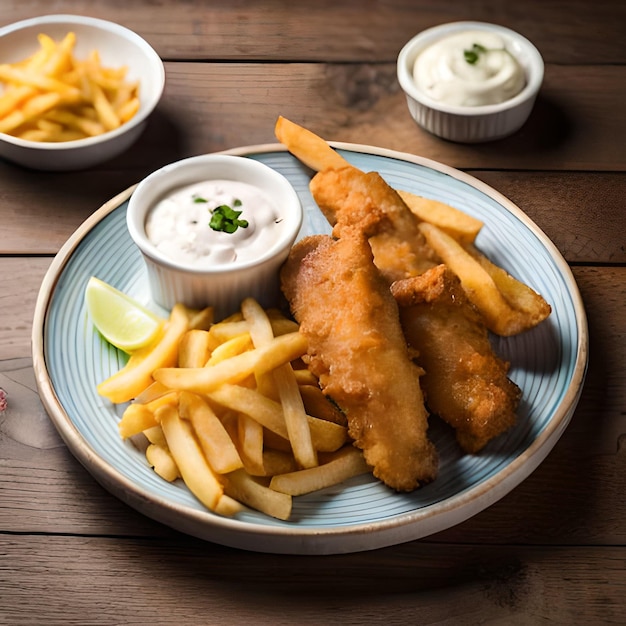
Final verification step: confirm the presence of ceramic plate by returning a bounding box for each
[32,143,588,555]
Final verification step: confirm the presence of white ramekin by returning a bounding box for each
[126,154,303,319]
[397,21,544,143]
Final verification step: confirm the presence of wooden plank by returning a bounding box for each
[0,536,624,623]
[472,172,626,266]
[2,0,624,64]
[0,258,51,361]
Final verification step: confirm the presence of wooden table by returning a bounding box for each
[1,1,624,623]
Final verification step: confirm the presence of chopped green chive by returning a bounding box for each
[209,203,249,234]
[464,43,487,65]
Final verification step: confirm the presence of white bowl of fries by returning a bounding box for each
[127,153,304,318]
[0,14,164,170]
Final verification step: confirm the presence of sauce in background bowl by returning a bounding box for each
[397,21,544,143]
[412,30,525,107]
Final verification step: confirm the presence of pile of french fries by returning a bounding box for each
[274,116,551,337]
[0,32,140,141]
[98,297,369,521]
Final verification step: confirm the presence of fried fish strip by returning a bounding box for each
[310,166,438,282]
[391,265,521,453]
[309,166,520,451]
[281,232,438,491]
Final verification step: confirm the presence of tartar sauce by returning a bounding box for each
[145,180,284,267]
[412,31,525,107]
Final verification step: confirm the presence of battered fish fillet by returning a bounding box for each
[309,166,520,451]
[391,265,521,453]
[281,232,438,491]
[310,166,438,282]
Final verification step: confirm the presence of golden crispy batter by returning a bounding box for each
[309,166,521,452]
[310,167,438,281]
[281,232,438,492]
[391,265,521,452]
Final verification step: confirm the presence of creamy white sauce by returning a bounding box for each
[145,180,284,267]
[412,31,525,107]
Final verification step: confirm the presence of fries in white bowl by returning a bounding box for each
[0,15,164,170]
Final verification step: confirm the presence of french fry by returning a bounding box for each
[178,329,212,368]
[208,384,291,439]
[144,392,179,413]
[187,305,214,331]
[153,331,308,393]
[270,446,370,496]
[299,384,347,426]
[117,95,140,123]
[207,320,248,348]
[118,402,158,439]
[465,243,552,329]
[143,425,167,446]
[119,389,180,439]
[241,297,318,469]
[223,469,292,521]
[206,333,253,366]
[237,414,265,475]
[0,84,36,118]
[133,381,173,405]
[275,115,351,172]
[419,222,550,336]
[178,391,243,474]
[98,303,189,404]
[261,449,300,476]
[146,443,180,482]
[158,404,224,511]
[207,384,347,451]
[214,494,246,517]
[397,189,484,244]
[272,364,318,467]
[292,368,319,386]
[89,79,121,130]
[267,314,300,336]
[0,65,81,97]
[40,32,75,76]
[307,416,348,452]
[0,91,61,133]
[207,317,299,349]
[42,107,104,136]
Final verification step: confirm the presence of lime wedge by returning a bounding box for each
[85,277,165,353]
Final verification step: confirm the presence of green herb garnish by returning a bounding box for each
[464,43,487,65]
[193,195,208,203]
[209,204,249,234]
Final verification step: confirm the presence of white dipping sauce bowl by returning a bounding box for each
[127,154,303,318]
[0,14,164,170]
[397,21,544,143]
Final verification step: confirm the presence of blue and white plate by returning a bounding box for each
[32,144,588,554]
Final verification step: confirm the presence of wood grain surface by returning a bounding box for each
[0,1,624,624]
